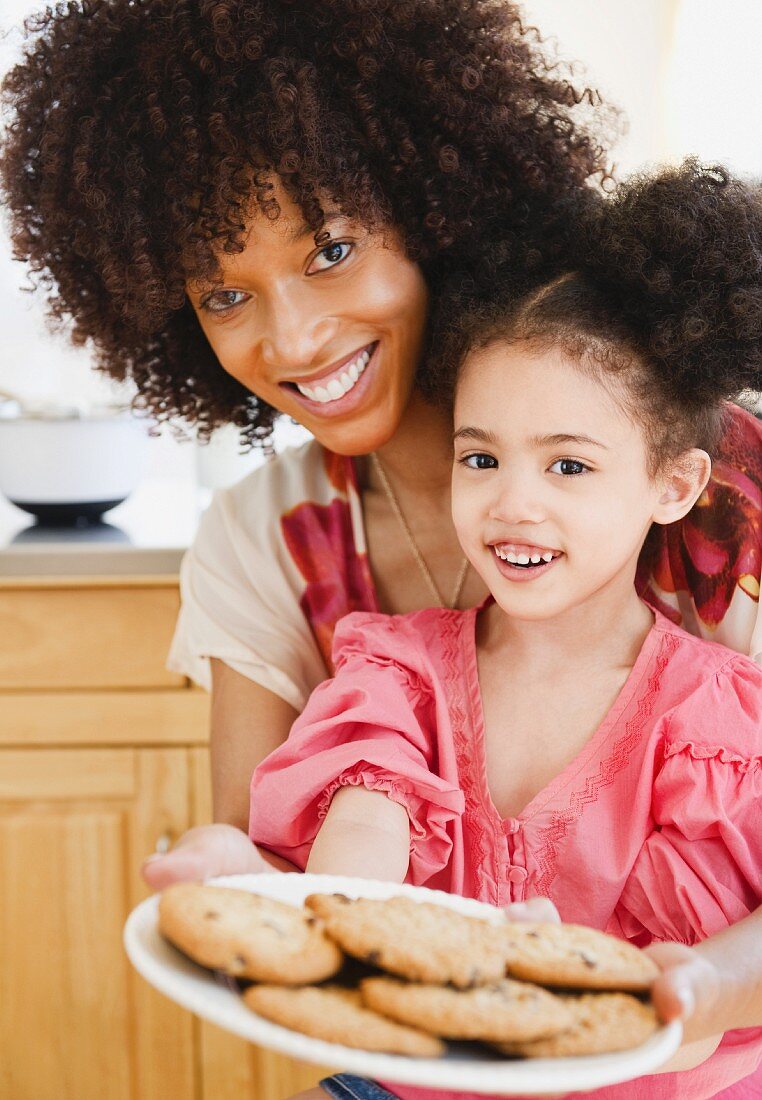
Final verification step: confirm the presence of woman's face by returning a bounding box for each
[186,187,429,454]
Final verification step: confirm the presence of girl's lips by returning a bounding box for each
[281,342,379,419]
[491,546,563,583]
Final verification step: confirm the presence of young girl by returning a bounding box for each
[249,161,762,1100]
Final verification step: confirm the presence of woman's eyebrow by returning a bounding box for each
[287,211,346,244]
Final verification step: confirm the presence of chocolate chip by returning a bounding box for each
[203,910,220,920]
[305,916,317,926]
[261,919,286,938]
[578,951,598,969]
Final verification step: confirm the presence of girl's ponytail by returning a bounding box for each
[577,159,762,407]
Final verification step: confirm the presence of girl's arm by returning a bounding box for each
[306,786,411,882]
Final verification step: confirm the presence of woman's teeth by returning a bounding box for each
[494,547,555,566]
[295,348,371,404]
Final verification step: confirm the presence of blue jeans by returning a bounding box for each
[320,1075,397,1099]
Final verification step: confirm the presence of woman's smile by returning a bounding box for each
[280,340,379,417]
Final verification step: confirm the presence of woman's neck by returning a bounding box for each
[369,390,454,497]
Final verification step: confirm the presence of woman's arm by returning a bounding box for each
[648,908,762,1041]
[306,787,411,882]
[141,658,300,889]
[209,657,299,828]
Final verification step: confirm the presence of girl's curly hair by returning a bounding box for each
[0,0,616,444]
[436,160,762,473]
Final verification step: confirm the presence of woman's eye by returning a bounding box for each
[201,290,249,315]
[308,241,352,274]
[460,453,498,470]
[549,458,589,476]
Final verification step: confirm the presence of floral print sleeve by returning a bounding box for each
[636,403,762,661]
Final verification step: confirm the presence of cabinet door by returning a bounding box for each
[0,746,196,1100]
[189,748,335,1099]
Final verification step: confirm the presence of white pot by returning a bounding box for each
[0,411,150,522]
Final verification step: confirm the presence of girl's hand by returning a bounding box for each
[141,823,271,890]
[645,941,723,1044]
[504,896,562,924]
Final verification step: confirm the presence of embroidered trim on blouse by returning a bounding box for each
[531,631,681,897]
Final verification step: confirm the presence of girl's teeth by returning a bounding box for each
[295,348,371,403]
[494,546,558,566]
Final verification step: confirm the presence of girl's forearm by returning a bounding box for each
[306,786,411,882]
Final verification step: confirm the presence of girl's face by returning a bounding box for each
[186,186,429,455]
[452,341,705,623]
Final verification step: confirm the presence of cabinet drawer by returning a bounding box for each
[0,581,185,689]
[0,689,209,747]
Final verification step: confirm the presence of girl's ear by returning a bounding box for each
[652,449,712,526]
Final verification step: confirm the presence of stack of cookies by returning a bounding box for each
[158,885,660,1059]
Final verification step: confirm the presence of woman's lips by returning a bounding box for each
[281,342,379,418]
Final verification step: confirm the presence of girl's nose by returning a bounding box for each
[258,289,339,372]
[488,474,547,525]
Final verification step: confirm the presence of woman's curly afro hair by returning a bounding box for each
[0,0,616,444]
[436,160,762,471]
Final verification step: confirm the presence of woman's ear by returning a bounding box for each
[652,449,712,526]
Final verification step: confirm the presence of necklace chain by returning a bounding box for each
[371,452,469,610]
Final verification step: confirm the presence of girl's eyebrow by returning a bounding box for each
[453,427,608,449]
[453,426,499,444]
[529,432,609,449]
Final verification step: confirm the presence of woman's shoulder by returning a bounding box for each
[221,438,348,512]
[196,439,351,546]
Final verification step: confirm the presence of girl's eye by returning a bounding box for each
[307,241,352,274]
[460,453,498,470]
[201,289,249,315]
[549,458,590,476]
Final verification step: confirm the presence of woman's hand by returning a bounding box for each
[645,941,723,1044]
[141,824,275,890]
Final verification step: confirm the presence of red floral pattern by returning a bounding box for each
[280,452,376,670]
[637,404,761,630]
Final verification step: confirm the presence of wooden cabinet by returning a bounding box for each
[0,576,328,1100]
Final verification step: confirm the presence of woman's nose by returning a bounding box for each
[258,290,339,371]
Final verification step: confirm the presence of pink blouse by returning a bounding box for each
[249,604,762,1100]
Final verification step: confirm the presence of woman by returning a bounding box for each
[2,0,760,1079]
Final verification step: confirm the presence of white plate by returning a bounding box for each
[124,873,681,1096]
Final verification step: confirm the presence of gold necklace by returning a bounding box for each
[371,452,469,610]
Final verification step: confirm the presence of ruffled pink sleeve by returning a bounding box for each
[249,612,465,883]
[618,655,762,946]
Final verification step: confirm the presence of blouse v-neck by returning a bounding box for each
[460,599,663,829]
